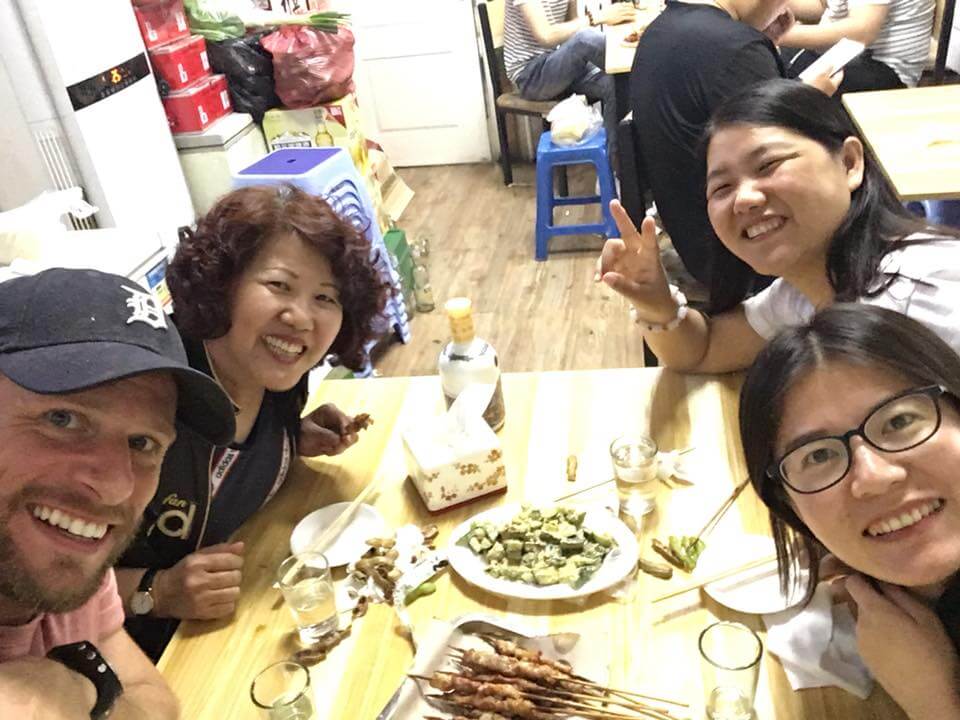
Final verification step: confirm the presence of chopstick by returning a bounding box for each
[281,476,382,585]
[651,554,777,603]
[310,476,381,554]
[693,478,750,542]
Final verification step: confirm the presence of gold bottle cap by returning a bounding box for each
[445,297,475,343]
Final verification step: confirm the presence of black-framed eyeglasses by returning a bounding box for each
[768,385,947,494]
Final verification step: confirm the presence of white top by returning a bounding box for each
[504,0,571,82]
[743,236,960,354]
[821,0,934,86]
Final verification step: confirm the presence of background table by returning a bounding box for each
[158,369,905,719]
[843,85,960,201]
[605,8,662,121]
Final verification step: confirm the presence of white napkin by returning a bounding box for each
[763,583,874,699]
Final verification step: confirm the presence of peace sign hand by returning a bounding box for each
[596,200,679,324]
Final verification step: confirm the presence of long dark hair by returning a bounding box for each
[703,80,948,314]
[739,303,960,601]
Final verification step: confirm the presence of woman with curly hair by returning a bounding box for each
[117,185,390,659]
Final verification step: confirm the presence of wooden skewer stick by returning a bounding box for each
[447,649,687,709]
[425,693,646,720]
[409,673,657,715]
[651,554,778,603]
[553,447,696,503]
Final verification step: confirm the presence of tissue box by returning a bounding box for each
[403,415,507,513]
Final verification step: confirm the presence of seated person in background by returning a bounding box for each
[779,0,934,91]
[628,0,838,287]
[118,185,391,660]
[0,268,234,719]
[599,79,960,372]
[504,0,636,164]
[739,303,960,719]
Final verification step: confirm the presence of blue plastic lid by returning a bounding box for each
[238,148,341,176]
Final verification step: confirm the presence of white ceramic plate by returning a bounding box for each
[447,504,639,600]
[290,502,387,568]
[696,534,808,614]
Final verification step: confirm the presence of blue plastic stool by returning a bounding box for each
[534,128,618,260]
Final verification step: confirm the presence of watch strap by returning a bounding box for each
[47,641,123,719]
[137,567,160,594]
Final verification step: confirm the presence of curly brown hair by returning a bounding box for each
[168,185,390,371]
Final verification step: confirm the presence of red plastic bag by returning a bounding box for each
[261,25,355,108]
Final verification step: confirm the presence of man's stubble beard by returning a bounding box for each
[0,487,142,615]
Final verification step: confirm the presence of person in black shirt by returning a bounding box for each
[628,0,838,289]
[739,304,960,719]
[117,185,391,660]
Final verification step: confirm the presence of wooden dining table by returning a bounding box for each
[842,85,960,201]
[157,368,905,719]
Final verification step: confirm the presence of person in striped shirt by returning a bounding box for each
[779,0,934,89]
[504,0,636,164]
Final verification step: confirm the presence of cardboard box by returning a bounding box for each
[262,93,369,175]
[403,410,507,513]
[163,74,231,133]
[368,149,414,226]
[132,0,189,50]
[149,34,210,92]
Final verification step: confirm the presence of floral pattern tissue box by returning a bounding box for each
[402,414,507,512]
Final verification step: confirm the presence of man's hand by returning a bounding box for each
[298,403,360,457]
[598,3,637,25]
[596,201,678,325]
[847,576,960,720]
[0,656,96,719]
[152,542,244,620]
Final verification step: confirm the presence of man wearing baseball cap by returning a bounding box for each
[0,268,234,720]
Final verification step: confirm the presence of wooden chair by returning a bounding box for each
[477,0,567,192]
[927,0,956,84]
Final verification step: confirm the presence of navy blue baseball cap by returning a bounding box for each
[0,268,234,445]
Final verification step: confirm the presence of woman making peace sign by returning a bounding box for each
[599,80,960,372]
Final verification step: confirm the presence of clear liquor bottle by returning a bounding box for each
[438,297,505,432]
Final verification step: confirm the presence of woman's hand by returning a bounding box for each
[596,200,678,325]
[152,542,244,620]
[598,3,637,25]
[846,575,960,720]
[298,403,359,457]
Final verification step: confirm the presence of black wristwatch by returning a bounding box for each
[130,567,160,616]
[47,641,123,719]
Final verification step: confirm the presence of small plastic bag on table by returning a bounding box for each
[546,94,602,146]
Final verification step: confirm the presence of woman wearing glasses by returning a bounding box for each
[740,303,960,719]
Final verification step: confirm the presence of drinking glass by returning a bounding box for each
[610,435,659,517]
[698,621,763,720]
[250,660,315,720]
[276,553,338,645]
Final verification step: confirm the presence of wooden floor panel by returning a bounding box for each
[373,162,648,377]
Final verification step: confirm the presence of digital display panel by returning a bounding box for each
[67,53,151,111]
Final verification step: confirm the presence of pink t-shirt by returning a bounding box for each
[0,569,125,661]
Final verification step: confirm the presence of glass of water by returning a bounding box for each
[610,435,659,517]
[250,660,315,720]
[276,553,338,645]
[698,621,763,720]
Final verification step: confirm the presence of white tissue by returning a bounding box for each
[763,583,874,699]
